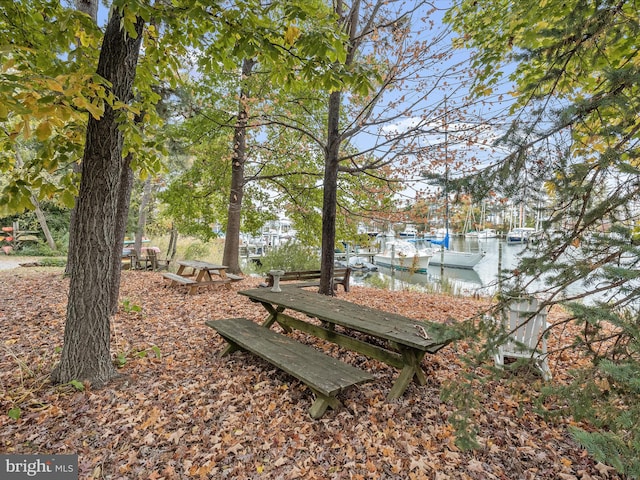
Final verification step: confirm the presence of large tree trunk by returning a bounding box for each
[222,58,255,274]
[51,9,144,386]
[319,91,342,295]
[65,0,99,277]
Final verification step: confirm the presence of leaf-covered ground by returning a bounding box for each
[0,266,623,479]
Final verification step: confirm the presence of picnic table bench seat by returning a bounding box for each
[265,268,351,292]
[206,317,373,419]
[162,272,197,285]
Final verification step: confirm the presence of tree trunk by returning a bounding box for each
[110,152,134,314]
[319,91,342,295]
[134,176,153,256]
[74,0,98,21]
[65,0,98,276]
[167,223,178,260]
[222,58,255,274]
[51,9,144,386]
[32,200,57,250]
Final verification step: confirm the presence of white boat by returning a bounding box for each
[465,229,497,239]
[373,239,433,273]
[506,227,538,244]
[476,228,498,239]
[347,256,378,271]
[464,202,497,239]
[428,246,486,269]
[399,225,418,238]
[419,236,486,269]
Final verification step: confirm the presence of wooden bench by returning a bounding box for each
[225,273,244,282]
[265,268,351,292]
[206,317,373,419]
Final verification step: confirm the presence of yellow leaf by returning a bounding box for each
[85,101,104,120]
[284,25,301,46]
[76,29,90,47]
[72,96,88,110]
[35,121,52,141]
[18,120,31,139]
[45,78,64,93]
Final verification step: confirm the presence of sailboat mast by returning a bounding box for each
[444,97,449,239]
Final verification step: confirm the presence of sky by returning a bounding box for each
[90,0,519,209]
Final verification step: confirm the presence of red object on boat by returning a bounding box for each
[5,236,13,242]
[1,226,13,232]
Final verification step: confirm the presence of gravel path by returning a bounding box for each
[0,255,40,270]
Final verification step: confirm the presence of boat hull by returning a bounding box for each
[428,249,485,269]
[373,253,432,273]
[506,227,539,244]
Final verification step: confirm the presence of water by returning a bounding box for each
[352,237,529,296]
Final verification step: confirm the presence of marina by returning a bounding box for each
[351,237,528,296]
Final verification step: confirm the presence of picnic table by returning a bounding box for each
[228,287,458,400]
[162,260,242,294]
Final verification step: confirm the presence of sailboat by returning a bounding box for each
[465,201,497,239]
[420,107,485,270]
[373,233,433,273]
[506,204,541,244]
[421,235,486,269]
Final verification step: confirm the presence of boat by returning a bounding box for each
[373,238,433,273]
[428,246,486,269]
[347,256,378,271]
[464,228,498,239]
[423,107,485,270]
[506,227,538,244]
[423,235,486,269]
[476,228,498,239]
[399,225,418,238]
[464,202,497,239]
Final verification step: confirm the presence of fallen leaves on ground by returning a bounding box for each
[0,268,621,479]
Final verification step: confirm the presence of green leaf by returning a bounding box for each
[8,407,21,420]
[68,380,84,391]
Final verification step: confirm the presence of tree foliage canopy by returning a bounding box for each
[445,1,640,475]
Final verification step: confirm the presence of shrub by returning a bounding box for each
[183,241,211,260]
[18,243,61,257]
[257,242,320,273]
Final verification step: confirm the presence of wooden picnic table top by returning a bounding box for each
[177,260,228,271]
[238,287,456,352]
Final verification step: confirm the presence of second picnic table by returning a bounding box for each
[236,287,459,400]
[163,260,239,294]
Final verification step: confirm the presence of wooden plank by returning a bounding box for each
[226,273,244,282]
[190,278,231,287]
[162,272,197,285]
[206,318,373,397]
